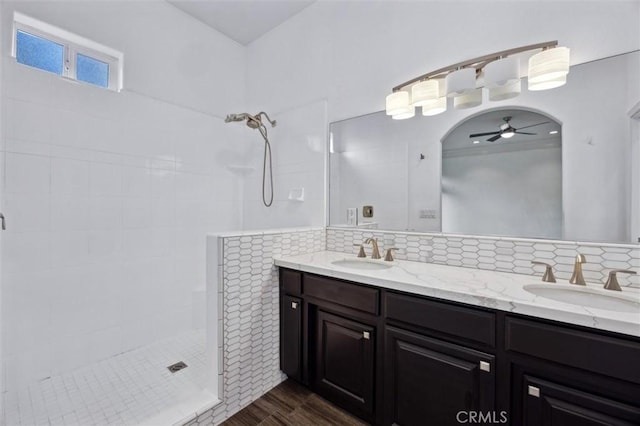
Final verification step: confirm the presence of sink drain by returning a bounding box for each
[167,361,188,373]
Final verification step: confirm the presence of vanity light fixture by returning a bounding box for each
[422,78,447,116]
[484,56,521,101]
[385,41,569,119]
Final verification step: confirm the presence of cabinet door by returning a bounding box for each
[523,376,640,426]
[385,326,495,426]
[315,310,375,420]
[280,294,302,381]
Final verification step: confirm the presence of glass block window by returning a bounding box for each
[13,12,123,91]
[16,30,64,75]
[77,53,109,88]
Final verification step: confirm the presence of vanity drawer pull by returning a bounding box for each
[479,361,491,372]
[291,301,298,309]
[363,331,370,340]
[528,385,540,398]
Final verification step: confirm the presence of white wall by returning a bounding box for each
[247,1,639,122]
[0,1,247,391]
[442,146,562,239]
[246,0,640,232]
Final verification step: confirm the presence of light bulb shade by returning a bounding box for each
[488,79,521,101]
[392,108,415,120]
[501,131,515,138]
[528,74,567,91]
[386,91,411,115]
[485,56,520,88]
[453,88,482,109]
[422,97,447,116]
[445,68,476,97]
[528,46,570,88]
[411,80,439,107]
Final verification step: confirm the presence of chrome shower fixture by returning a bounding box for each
[224,111,277,207]
[224,112,277,129]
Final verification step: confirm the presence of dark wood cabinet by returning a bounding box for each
[384,325,495,426]
[522,375,640,425]
[278,268,640,426]
[280,294,302,381]
[315,310,376,421]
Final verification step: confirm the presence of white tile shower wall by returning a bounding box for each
[327,228,640,289]
[0,4,3,420]
[1,1,247,392]
[197,228,324,426]
[242,99,327,230]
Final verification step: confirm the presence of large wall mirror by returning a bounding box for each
[329,51,640,244]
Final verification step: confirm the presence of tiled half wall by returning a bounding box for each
[327,228,640,288]
[193,228,325,425]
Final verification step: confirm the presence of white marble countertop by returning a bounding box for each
[273,251,640,338]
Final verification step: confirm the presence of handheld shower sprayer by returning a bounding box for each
[224,113,249,123]
[224,111,277,207]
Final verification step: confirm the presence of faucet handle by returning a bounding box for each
[353,244,366,258]
[531,261,556,283]
[384,248,398,262]
[604,269,637,291]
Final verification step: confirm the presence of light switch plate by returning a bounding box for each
[347,208,358,226]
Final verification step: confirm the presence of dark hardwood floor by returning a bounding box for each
[221,380,368,425]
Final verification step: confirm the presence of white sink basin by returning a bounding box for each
[331,259,392,271]
[524,284,640,313]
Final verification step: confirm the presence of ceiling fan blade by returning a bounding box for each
[515,131,537,135]
[487,134,502,142]
[469,131,500,138]
[516,121,549,131]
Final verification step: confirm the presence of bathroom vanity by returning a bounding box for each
[275,252,640,426]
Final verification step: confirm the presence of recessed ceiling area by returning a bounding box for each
[443,109,561,152]
[168,0,316,45]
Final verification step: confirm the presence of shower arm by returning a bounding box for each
[255,112,277,127]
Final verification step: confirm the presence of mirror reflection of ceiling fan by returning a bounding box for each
[469,116,549,142]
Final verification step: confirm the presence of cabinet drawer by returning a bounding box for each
[303,274,379,315]
[522,375,640,425]
[505,316,640,384]
[280,268,302,295]
[385,292,495,348]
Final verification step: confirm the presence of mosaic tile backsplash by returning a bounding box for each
[190,228,325,425]
[326,228,640,288]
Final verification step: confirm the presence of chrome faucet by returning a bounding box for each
[364,237,381,259]
[569,253,587,285]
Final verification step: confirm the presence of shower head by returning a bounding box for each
[246,118,261,129]
[224,112,277,129]
[224,113,250,123]
[223,111,276,208]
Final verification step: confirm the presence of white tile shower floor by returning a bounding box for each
[3,330,217,426]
